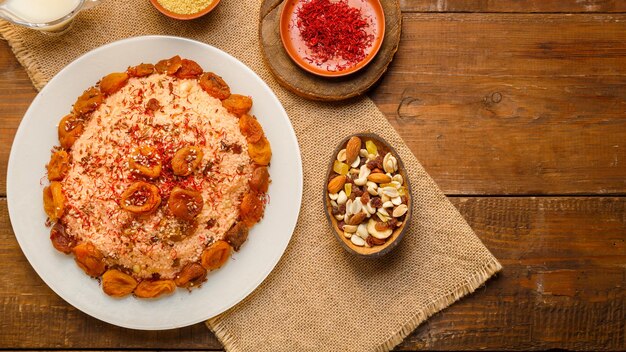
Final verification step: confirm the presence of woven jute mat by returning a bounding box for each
[1,1,501,351]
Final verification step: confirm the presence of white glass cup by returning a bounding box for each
[0,0,102,35]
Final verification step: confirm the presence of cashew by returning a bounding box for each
[359,148,369,158]
[329,192,339,200]
[335,214,344,221]
[382,201,394,208]
[350,155,360,168]
[337,191,347,205]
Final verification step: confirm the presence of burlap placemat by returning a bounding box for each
[1,1,501,350]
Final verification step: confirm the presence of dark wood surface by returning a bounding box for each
[1,2,625,351]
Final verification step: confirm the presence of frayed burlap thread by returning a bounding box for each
[1,1,501,351]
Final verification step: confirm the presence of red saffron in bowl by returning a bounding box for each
[295,0,374,70]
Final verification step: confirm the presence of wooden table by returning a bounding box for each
[1,1,625,350]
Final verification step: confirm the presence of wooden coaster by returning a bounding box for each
[259,0,402,101]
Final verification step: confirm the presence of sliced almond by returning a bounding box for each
[327,175,346,194]
[345,136,361,165]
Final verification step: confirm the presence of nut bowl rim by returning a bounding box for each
[323,132,412,258]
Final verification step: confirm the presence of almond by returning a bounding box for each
[346,212,367,225]
[327,175,346,194]
[345,136,361,165]
[367,173,392,184]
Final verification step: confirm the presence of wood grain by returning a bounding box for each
[0,42,37,196]
[2,197,624,349]
[369,13,626,195]
[259,0,401,101]
[396,196,626,351]
[401,0,626,13]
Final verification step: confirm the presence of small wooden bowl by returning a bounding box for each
[324,133,411,257]
[150,0,221,20]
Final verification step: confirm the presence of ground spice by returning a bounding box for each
[296,0,374,70]
[157,0,213,15]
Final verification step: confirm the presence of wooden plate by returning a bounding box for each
[279,0,385,77]
[259,0,401,101]
[150,0,221,20]
[324,133,412,257]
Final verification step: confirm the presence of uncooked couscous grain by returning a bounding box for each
[157,0,213,15]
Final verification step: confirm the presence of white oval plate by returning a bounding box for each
[6,36,302,330]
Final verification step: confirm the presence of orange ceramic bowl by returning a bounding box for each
[150,0,221,20]
[279,0,385,77]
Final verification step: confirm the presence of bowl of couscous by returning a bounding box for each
[150,0,221,20]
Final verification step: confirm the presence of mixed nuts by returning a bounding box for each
[327,136,409,248]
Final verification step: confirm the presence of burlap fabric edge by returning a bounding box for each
[0,22,47,91]
[209,258,501,352]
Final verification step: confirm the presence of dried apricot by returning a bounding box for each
[58,114,84,149]
[249,166,269,193]
[50,222,75,254]
[43,181,65,221]
[240,192,265,227]
[168,187,203,221]
[102,269,138,297]
[223,222,249,251]
[222,94,252,117]
[134,279,176,298]
[120,181,161,215]
[238,114,264,143]
[155,55,182,75]
[127,63,154,77]
[171,146,203,176]
[198,72,230,100]
[47,150,69,181]
[73,87,103,116]
[100,72,129,95]
[201,240,232,271]
[174,263,207,288]
[73,242,106,277]
[176,59,203,79]
[247,137,272,166]
[129,146,162,179]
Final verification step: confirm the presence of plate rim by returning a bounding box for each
[6,35,303,330]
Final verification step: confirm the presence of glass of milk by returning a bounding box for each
[0,0,102,34]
